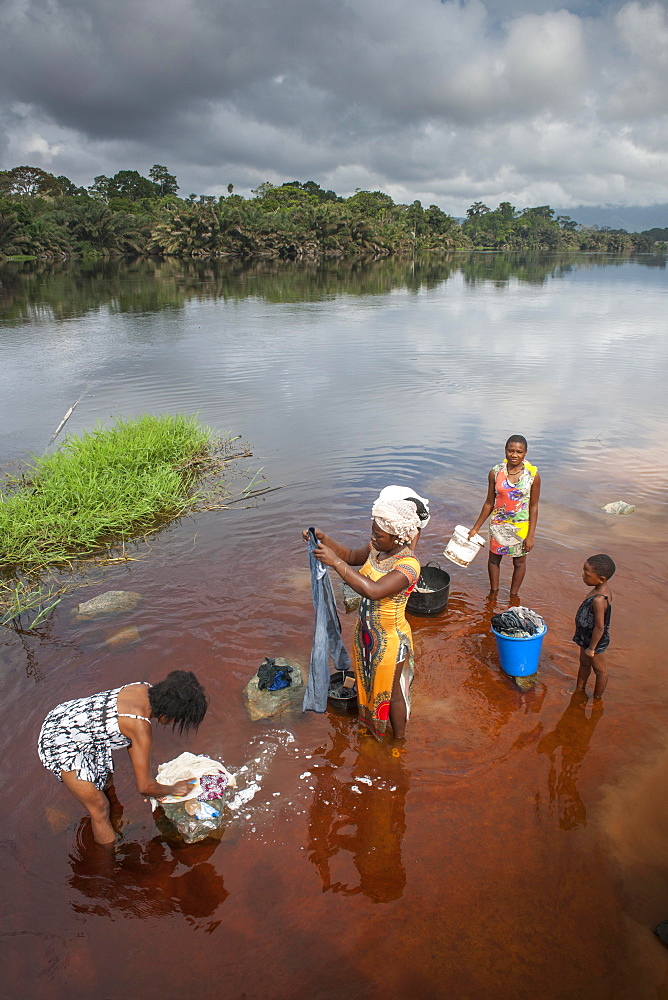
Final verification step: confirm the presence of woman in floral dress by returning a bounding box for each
[469,435,541,596]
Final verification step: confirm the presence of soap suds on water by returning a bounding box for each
[227,730,295,813]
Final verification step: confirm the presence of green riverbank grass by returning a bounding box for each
[1,413,224,570]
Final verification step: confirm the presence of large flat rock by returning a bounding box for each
[74,590,141,619]
[342,582,361,612]
[243,659,304,722]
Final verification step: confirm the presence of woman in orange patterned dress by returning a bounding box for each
[307,498,421,740]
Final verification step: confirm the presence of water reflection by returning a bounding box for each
[307,717,408,903]
[68,812,228,928]
[2,249,667,999]
[9,617,83,683]
[537,692,603,830]
[3,253,662,323]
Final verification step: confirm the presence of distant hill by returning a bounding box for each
[555,204,668,233]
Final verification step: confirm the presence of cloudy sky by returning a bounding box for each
[1,0,667,218]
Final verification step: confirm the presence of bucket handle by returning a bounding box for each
[423,560,442,570]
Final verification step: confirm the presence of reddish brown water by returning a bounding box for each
[1,256,668,998]
[2,495,668,1000]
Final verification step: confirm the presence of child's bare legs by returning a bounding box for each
[510,555,527,596]
[591,651,608,699]
[488,552,501,592]
[389,660,408,739]
[576,648,592,692]
[576,648,608,700]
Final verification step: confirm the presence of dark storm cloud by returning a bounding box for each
[0,0,667,213]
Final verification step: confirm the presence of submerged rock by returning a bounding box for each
[155,797,227,844]
[75,590,141,619]
[514,674,539,691]
[243,658,304,722]
[342,583,361,612]
[104,625,140,649]
[44,804,71,835]
[601,500,635,515]
[654,921,668,947]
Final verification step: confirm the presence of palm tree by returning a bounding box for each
[68,203,145,255]
[0,209,30,255]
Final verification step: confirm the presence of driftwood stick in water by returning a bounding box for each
[47,391,87,446]
[223,484,288,505]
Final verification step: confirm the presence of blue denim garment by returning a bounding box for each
[302,534,352,713]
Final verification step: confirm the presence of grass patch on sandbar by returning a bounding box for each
[0,413,251,572]
[1,412,263,628]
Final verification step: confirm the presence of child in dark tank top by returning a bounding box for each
[574,553,615,700]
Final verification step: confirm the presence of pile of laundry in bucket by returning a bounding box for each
[151,751,236,843]
[491,606,546,638]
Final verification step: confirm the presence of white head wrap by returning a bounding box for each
[376,485,430,528]
[371,498,422,544]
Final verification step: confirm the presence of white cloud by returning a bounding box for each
[18,132,63,160]
[446,9,588,119]
[0,0,666,215]
[608,1,668,118]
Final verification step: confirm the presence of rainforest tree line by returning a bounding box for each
[0,164,664,260]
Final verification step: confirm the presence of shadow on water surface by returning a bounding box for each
[536,691,604,831]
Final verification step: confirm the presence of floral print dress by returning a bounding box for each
[489,460,538,556]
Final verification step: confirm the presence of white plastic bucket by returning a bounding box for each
[443,525,486,567]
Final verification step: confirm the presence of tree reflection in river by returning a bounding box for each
[2,252,661,324]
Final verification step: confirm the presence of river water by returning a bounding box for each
[1,253,667,999]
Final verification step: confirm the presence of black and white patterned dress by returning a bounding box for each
[38,682,151,789]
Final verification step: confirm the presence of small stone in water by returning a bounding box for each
[602,500,635,515]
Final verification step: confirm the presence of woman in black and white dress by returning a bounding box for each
[38,670,208,844]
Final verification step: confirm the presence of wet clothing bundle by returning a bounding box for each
[153,752,235,844]
[303,529,352,713]
[492,607,545,638]
[573,594,611,653]
[257,657,292,691]
[38,681,151,790]
[199,773,231,800]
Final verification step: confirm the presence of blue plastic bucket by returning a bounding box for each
[491,624,547,677]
